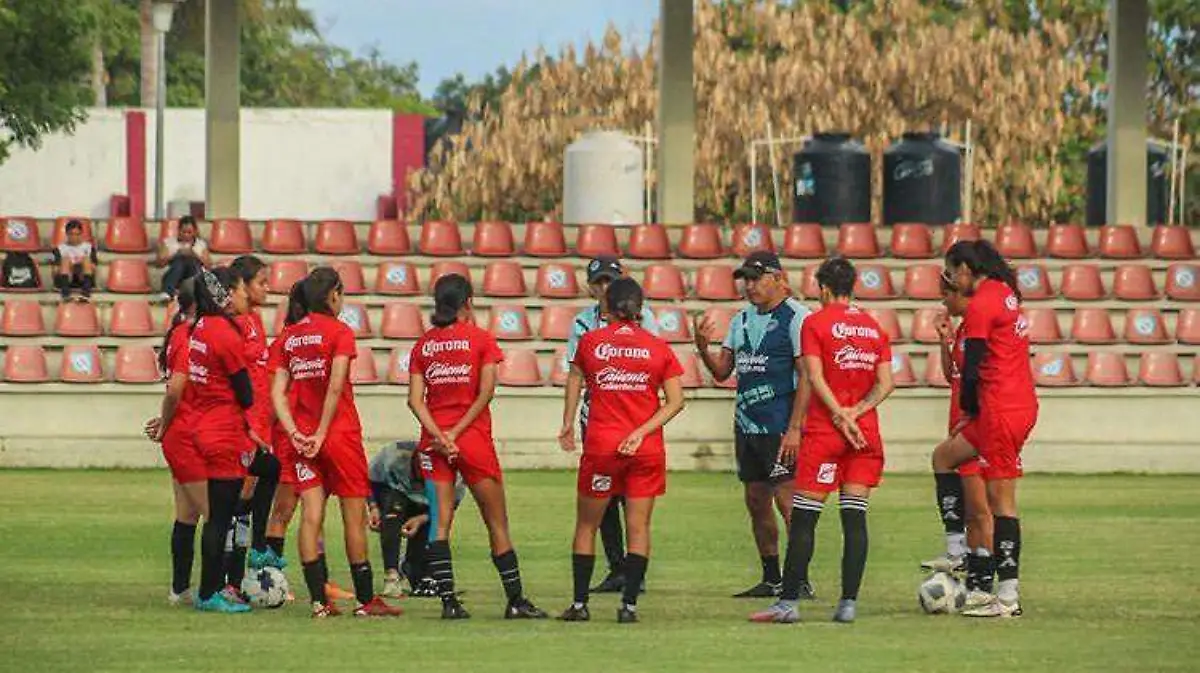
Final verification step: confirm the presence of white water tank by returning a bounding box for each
[563,131,644,226]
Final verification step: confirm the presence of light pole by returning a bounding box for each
[151,0,183,221]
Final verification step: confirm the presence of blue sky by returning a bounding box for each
[299,0,661,97]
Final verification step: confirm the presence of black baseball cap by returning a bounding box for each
[586,256,624,284]
[733,250,784,280]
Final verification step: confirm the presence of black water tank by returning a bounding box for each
[1085,141,1169,226]
[791,132,872,225]
[883,132,962,225]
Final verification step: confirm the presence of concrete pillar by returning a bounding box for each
[1105,0,1148,227]
[656,0,695,225]
[205,0,240,218]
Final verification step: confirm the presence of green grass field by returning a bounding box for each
[1,471,1198,673]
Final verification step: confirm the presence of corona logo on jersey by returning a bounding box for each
[735,351,769,374]
[284,333,322,350]
[831,322,881,341]
[595,366,651,392]
[420,338,471,358]
[593,342,651,362]
[832,344,879,371]
[426,362,472,385]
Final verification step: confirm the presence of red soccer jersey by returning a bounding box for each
[572,321,683,457]
[947,322,965,430]
[238,312,271,423]
[186,316,248,422]
[166,323,194,418]
[800,302,892,434]
[409,320,504,432]
[960,278,1037,412]
[276,312,361,434]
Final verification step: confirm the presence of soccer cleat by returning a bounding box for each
[504,596,549,620]
[962,595,1022,618]
[559,603,591,622]
[409,578,439,598]
[381,575,405,599]
[748,601,801,624]
[920,553,965,574]
[325,582,355,601]
[962,589,994,612]
[195,592,251,614]
[167,588,192,606]
[797,580,817,600]
[354,596,403,617]
[733,581,781,598]
[616,605,639,624]
[441,595,471,620]
[248,547,287,570]
[832,599,857,623]
[221,585,248,605]
[590,572,625,593]
[311,601,342,618]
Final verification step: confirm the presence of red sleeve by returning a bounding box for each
[266,339,284,373]
[479,330,504,365]
[960,286,996,340]
[800,314,822,358]
[878,332,892,363]
[408,338,425,374]
[660,344,684,380]
[333,323,356,359]
[168,331,190,375]
[215,323,248,375]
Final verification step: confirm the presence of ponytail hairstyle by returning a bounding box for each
[301,267,342,316]
[191,266,242,335]
[430,273,473,328]
[158,277,196,373]
[945,240,1021,302]
[284,279,309,326]
[605,277,644,323]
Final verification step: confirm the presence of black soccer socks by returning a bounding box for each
[780,494,823,602]
[934,472,966,534]
[303,557,329,604]
[572,553,596,605]
[170,521,197,594]
[621,554,649,607]
[426,540,456,599]
[839,495,870,601]
[994,516,1021,582]
[493,549,524,601]
[761,554,782,585]
[966,548,995,593]
[350,561,374,605]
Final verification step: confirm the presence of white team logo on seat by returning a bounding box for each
[817,463,837,484]
[592,475,612,493]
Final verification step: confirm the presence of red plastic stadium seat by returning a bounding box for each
[866,308,904,343]
[60,345,104,383]
[267,260,309,294]
[349,346,379,384]
[523,221,567,257]
[0,217,41,252]
[575,224,620,258]
[488,306,532,340]
[367,220,411,256]
[675,351,703,389]
[419,220,464,256]
[654,306,692,343]
[1032,352,1078,387]
[836,223,880,258]
[1024,308,1063,344]
[209,219,253,254]
[327,261,366,295]
[1015,264,1054,300]
[52,217,94,247]
[903,264,943,300]
[1165,264,1200,301]
[628,223,671,259]
[1098,224,1142,259]
[677,224,725,259]
[53,301,100,337]
[890,353,917,387]
[1046,223,1089,258]
[114,345,161,383]
[535,262,581,298]
[854,264,895,299]
[1138,352,1184,387]
[731,223,774,257]
[1123,308,1169,345]
[429,261,472,290]
[1177,309,1200,344]
[105,258,152,294]
[108,300,156,337]
[890,223,934,258]
[924,349,950,388]
[538,305,578,341]
[800,265,820,299]
[550,347,570,386]
[102,216,149,253]
[261,219,306,254]
[472,221,515,257]
[157,219,180,243]
[781,223,826,259]
[387,348,412,385]
[994,222,1038,259]
[910,308,943,344]
[1151,226,1195,260]
[1059,264,1106,301]
[4,345,49,382]
[380,303,425,340]
[643,264,687,300]
[375,262,420,295]
[498,349,543,387]
[941,223,981,254]
[315,220,359,255]
[337,303,372,338]
[1085,352,1130,387]
[700,307,737,342]
[1111,264,1159,301]
[694,265,740,301]
[482,261,528,297]
[1070,308,1116,344]
[2,300,46,336]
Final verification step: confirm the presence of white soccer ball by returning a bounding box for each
[918,571,966,614]
[241,567,289,609]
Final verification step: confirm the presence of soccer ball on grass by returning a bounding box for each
[917,571,966,614]
[241,567,289,609]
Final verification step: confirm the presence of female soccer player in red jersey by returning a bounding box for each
[263,281,307,564]
[145,279,204,605]
[921,273,993,580]
[271,268,401,618]
[407,273,547,620]
[751,257,895,625]
[936,240,1038,618]
[557,278,685,623]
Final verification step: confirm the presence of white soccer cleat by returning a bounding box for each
[381,576,405,598]
[167,588,193,606]
[961,589,994,612]
[920,553,965,574]
[961,594,1022,618]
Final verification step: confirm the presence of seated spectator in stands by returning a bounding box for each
[52,219,98,302]
[2,251,40,290]
[157,215,210,302]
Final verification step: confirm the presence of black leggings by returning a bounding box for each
[200,479,242,600]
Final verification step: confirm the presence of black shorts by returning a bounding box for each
[735,432,794,485]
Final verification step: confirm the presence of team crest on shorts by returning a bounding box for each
[591,474,612,493]
[817,462,837,484]
[419,453,434,472]
[240,451,255,468]
[295,463,315,483]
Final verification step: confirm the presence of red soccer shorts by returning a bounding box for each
[577,451,666,499]
[293,429,370,498]
[954,422,982,477]
[975,406,1038,481]
[193,415,253,481]
[162,420,205,484]
[246,405,272,448]
[272,422,298,486]
[794,428,884,493]
[419,425,503,486]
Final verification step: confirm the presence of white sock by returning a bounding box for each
[997,579,1019,602]
[946,532,967,558]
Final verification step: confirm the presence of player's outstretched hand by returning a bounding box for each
[558,424,577,453]
[778,425,803,466]
[618,430,646,456]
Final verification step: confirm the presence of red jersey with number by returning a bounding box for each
[572,321,683,456]
[960,279,1037,413]
[186,316,248,423]
[275,312,360,434]
[166,323,194,421]
[800,303,891,435]
[409,320,504,433]
[238,311,271,433]
[948,322,965,431]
